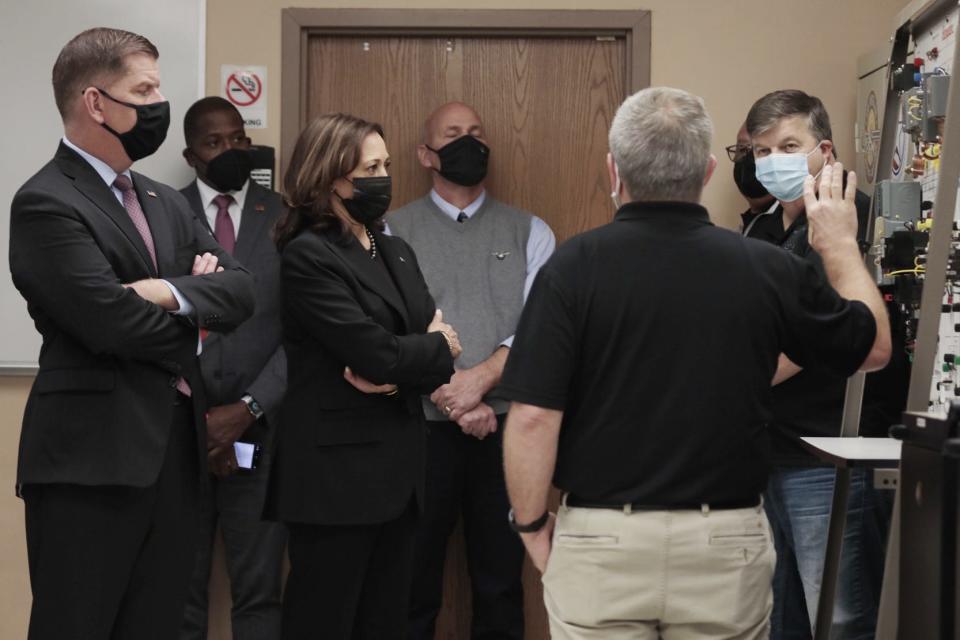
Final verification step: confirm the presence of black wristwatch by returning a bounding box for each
[241,394,265,420]
[508,508,549,533]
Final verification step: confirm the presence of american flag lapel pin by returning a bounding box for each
[255,203,266,212]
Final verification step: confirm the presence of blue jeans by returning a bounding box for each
[764,467,892,640]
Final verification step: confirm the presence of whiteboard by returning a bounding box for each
[0,0,205,372]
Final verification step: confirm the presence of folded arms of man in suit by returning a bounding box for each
[10,184,255,368]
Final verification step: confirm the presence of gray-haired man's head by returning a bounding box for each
[608,87,715,205]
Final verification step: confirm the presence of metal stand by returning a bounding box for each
[812,467,852,640]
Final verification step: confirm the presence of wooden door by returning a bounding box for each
[304,34,626,639]
[305,35,625,243]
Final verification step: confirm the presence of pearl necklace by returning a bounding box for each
[364,226,377,259]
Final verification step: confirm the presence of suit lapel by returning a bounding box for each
[376,231,424,332]
[56,144,156,276]
[329,233,409,330]
[234,182,270,265]
[182,182,211,234]
[133,174,170,277]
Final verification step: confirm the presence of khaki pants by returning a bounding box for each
[542,499,775,640]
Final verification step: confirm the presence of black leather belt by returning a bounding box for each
[564,494,761,511]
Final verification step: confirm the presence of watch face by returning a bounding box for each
[243,396,263,418]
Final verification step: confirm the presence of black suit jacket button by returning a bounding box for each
[169,376,178,388]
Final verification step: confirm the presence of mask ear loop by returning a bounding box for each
[809,141,828,182]
[611,165,623,210]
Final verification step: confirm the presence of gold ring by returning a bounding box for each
[444,405,451,414]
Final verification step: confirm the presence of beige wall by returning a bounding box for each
[205,0,906,230]
[0,1,906,637]
[0,376,32,638]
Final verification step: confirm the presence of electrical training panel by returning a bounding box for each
[868,8,957,414]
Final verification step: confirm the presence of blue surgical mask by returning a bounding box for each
[754,143,825,203]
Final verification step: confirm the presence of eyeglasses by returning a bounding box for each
[725,144,753,162]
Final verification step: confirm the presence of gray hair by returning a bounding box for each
[608,87,713,203]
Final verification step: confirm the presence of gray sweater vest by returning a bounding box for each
[389,195,532,419]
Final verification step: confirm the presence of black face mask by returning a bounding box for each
[200,148,253,193]
[426,135,489,186]
[96,88,170,162]
[733,153,770,200]
[339,176,392,225]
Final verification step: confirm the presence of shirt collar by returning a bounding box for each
[430,188,486,221]
[62,136,130,188]
[195,177,250,212]
[614,200,712,224]
[740,200,779,236]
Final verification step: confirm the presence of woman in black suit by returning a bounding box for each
[267,113,461,639]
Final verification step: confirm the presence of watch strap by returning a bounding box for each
[508,508,549,533]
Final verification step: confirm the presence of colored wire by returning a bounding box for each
[884,268,925,277]
[907,95,924,121]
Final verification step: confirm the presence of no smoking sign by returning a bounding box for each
[226,72,262,107]
[220,65,268,129]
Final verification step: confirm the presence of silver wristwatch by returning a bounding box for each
[241,394,265,420]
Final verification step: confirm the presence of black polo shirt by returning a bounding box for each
[745,189,908,465]
[500,201,876,506]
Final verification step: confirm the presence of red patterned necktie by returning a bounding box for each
[113,175,157,270]
[113,174,191,397]
[213,194,236,255]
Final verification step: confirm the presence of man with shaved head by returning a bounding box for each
[389,101,555,639]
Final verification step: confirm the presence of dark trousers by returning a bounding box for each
[23,396,200,640]
[408,418,525,640]
[282,499,418,640]
[180,450,287,640]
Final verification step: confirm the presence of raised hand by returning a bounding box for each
[804,162,859,257]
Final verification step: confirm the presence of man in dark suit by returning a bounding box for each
[178,97,287,640]
[8,28,254,640]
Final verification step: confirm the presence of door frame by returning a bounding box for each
[280,8,651,172]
